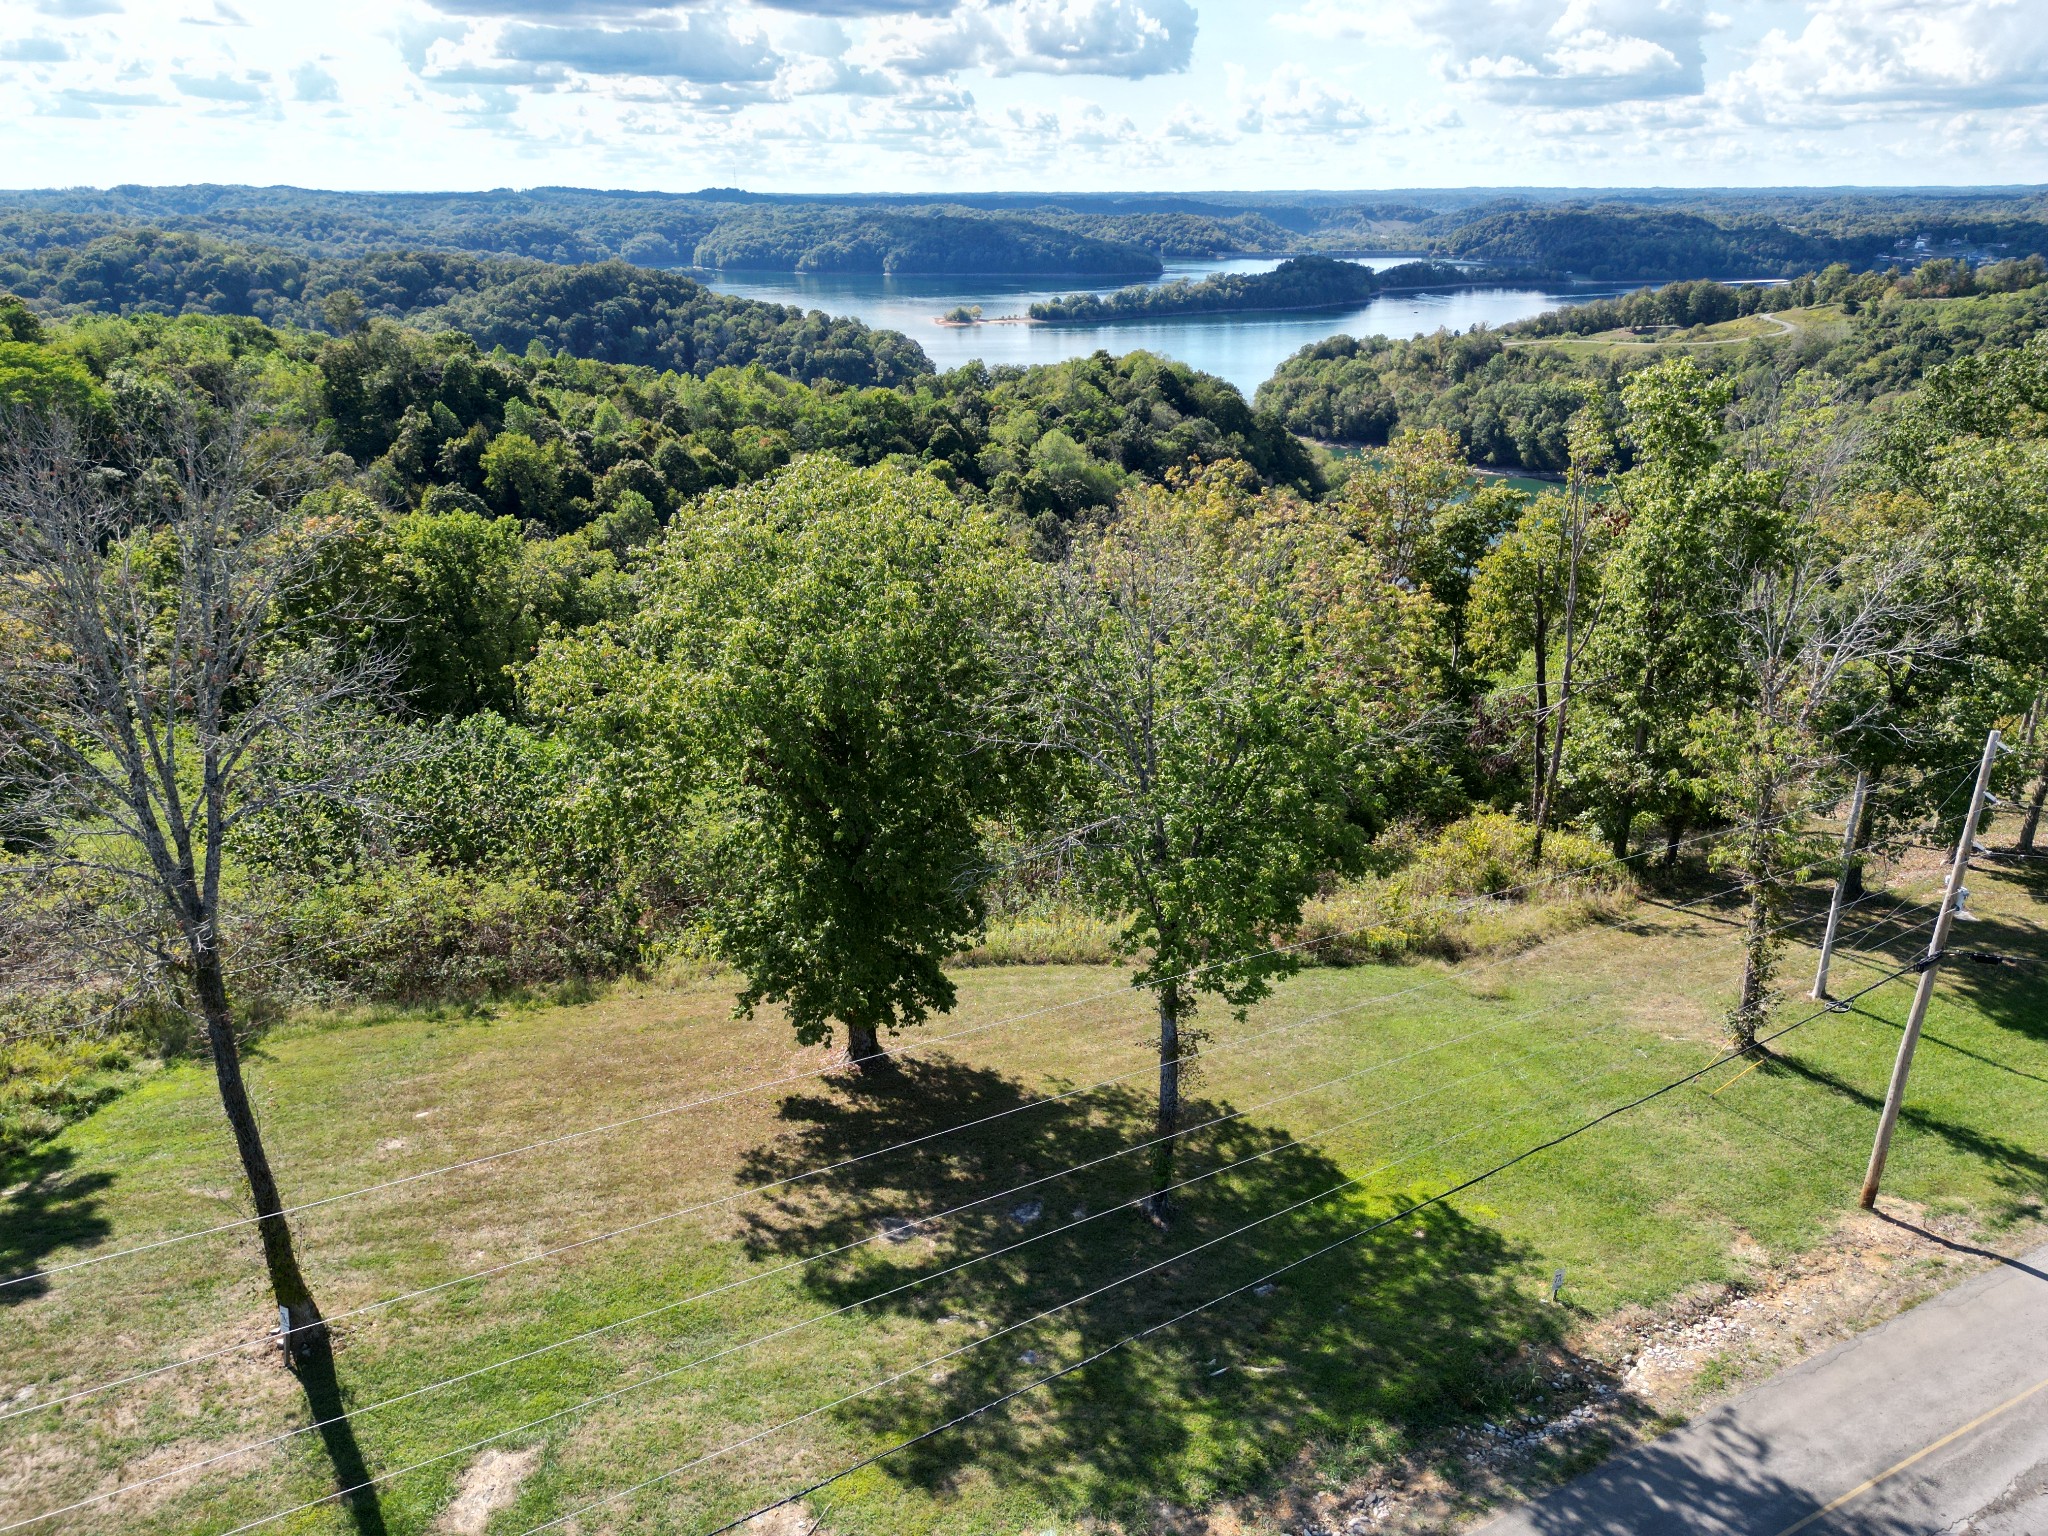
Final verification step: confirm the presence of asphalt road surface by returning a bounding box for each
[1475,1225,2048,1534]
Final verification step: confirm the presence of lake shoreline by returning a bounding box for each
[692,258,1637,395]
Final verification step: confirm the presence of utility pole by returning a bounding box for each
[1812,769,1870,1005]
[1859,729,2004,1210]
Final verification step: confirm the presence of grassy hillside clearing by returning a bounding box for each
[2,846,2044,1536]
[1503,305,1849,358]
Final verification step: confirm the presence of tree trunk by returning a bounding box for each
[2020,771,2047,855]
[1729,805,1777,1052]
[1146,981,1184,1226]
[1530,590,1550,852]
[844,1019,889,1074]
[1608,802,1633,862]
[1534,513,1586,860]
[1662,820,1683,869]
[1844,769,1881,900]
[1732,922,1770,1052]
[194,950,325,1364]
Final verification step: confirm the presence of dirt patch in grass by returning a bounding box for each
[436,1445,541,1535]
[736,1503,833,1535]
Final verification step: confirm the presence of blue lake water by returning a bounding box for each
[689,256,1629,398]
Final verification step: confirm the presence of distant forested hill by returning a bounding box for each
[4,185,2045,284]
[685,205,1158,276]
[1255,259,2048,470]
[0,228,932,387]
[1423,207,1847,278]
[1294,189,2048,273]
[0,188,1175,276]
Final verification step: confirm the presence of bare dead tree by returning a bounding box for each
[0,401,396,1361]
[1708,475,1944,1051]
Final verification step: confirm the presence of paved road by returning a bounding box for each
[1475,1228,2048,1535]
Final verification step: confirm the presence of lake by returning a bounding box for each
[689,256,1630,397]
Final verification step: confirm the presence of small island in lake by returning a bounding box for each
[1029,255,1488,324]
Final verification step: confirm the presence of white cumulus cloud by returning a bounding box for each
[1397,0,1711,104]
[861,0,1195,80]
[1723,0,2048,117]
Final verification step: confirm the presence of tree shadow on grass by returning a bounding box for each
[294,1336,389,1536]
[735,1056,1609,1526]
[1772,1051,2048,1206]
[0,1147,112,1305]
[1922,910,2048,1045]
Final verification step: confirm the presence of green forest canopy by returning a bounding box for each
[3,184,2047,279]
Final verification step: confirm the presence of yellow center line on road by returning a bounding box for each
[1769,1370,2048,1536]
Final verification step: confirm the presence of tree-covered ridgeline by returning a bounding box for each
[0,235,932,388]
[1256,261,2048,470]
[5,185,2047,280]
[0,192,1172,275]
[0,297,1319,717]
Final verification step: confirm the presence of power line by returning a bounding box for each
[0,811,1775,1297]
[6,849,1884,1432]
[36,859,1889,1519]
[687,957,1927,1536]
[238,1042,1645,1536]
[507,1037,1707,1536]
[8,986,1627,1532]
[94,1003,1636,1536]
[9,801,1961,1526]
[4,867,1781,1423]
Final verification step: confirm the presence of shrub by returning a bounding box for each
[1298,813,1631,965]
[0,1022,140,1168]
[236,859,639,1006]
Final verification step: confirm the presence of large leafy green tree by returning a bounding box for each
[1874,337,2048,850]
[1008,469,1425,1220]
[533,455,1022,1071]
[1570,360,1747,859]
[1468,405,1615,849]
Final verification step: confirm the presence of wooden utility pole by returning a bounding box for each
[1811,769,1870,1004]
[1859,730,2004,1210]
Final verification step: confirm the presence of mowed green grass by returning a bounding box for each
[2,852,2045,1536]
[1505,304,1856,360]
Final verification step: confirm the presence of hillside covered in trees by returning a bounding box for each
[0,233,933,387]
[1257,260,2048,468]
[4,184,2046,281]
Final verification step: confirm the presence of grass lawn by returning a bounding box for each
[1504,305,1856,361]
[2,845,2045,1536]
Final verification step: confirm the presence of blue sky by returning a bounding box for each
[1,0,2042,191]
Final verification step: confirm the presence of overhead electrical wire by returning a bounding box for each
[54,999,1641,1536]
[8,986,1621,1527]
[3,773,1975,1533]
[682,954,1930,1536]
[226,1038,1651,1536]
[0,794,1850,1297]
[0,861,1779,1425]
[28,873,1946,1530]
[2,837,1922,1431]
